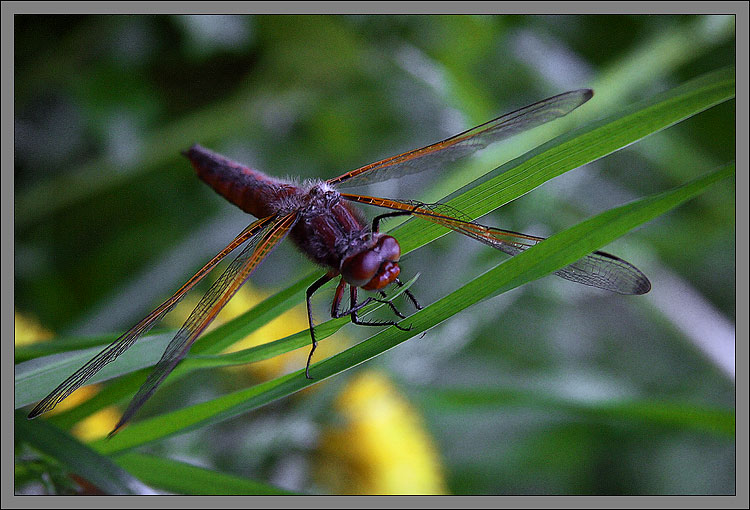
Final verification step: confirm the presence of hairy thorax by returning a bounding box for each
[287,182,372,271]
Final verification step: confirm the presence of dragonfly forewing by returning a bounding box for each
[328,89,593,189]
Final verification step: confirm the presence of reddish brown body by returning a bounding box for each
[184,144,402,291]
[184,144,298,219]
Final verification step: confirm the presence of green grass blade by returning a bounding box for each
[14,333,122,363]
[89,162,734,454]
[15,274,314,414]
[46,369,151,430]
[14,410,153,495]
[190,274,317,356]
[414,387,735,438]
[17,271,414,423]
[181,273,421,369]
[591,16,735,115]
[112,452,294,495]
[45,277,418,427]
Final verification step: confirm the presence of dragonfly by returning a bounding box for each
[28,89,651,436]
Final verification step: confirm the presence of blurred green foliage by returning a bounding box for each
[15,14,735,495]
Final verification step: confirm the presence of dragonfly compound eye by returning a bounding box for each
[341,249,383,287]
[341,234,402,289]
[375,235,400,262]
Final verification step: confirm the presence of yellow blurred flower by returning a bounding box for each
[48,385,121,441]
[14,309,53,346]
[315,370,448,495]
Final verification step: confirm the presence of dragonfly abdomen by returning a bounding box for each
[183,144,298,219]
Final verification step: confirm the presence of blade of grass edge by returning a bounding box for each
[14,274,316,413]
[35,275,416,428]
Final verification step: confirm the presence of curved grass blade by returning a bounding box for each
[21,272,416,427]
[89,162,734,454]
[15,332,173,409]
[15,410,154,495]
[25,216,277,419]
[106,213,297,436]
[14,333,123,364]
[113,453,294,495]
[45,274,317,429]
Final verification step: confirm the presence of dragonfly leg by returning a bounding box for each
[333,285,403,323]
[307,276,408,379]
[395,278,422,310]
[331,280,376,318]
[305,272,337,379]
[377,290,407,318]
[371,210,414,233]
[347,286,411,331]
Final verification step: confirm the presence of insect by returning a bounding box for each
[28,89,650,435]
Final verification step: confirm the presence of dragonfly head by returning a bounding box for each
[340,234,401,290]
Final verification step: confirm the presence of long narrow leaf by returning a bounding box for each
[15,333,172,408]
[14,333,123,363]
[14,274,315,413]
[32,274,414,429]
[112,452,294,495]
[14,411,154,495]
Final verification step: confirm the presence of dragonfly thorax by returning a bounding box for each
[299,181,340,213]
[295,184,403,290]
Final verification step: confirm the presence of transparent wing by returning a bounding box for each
[27,214,285,421]
[342,194,651,295]
[108,212,298,435]
[327,89,593,189]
